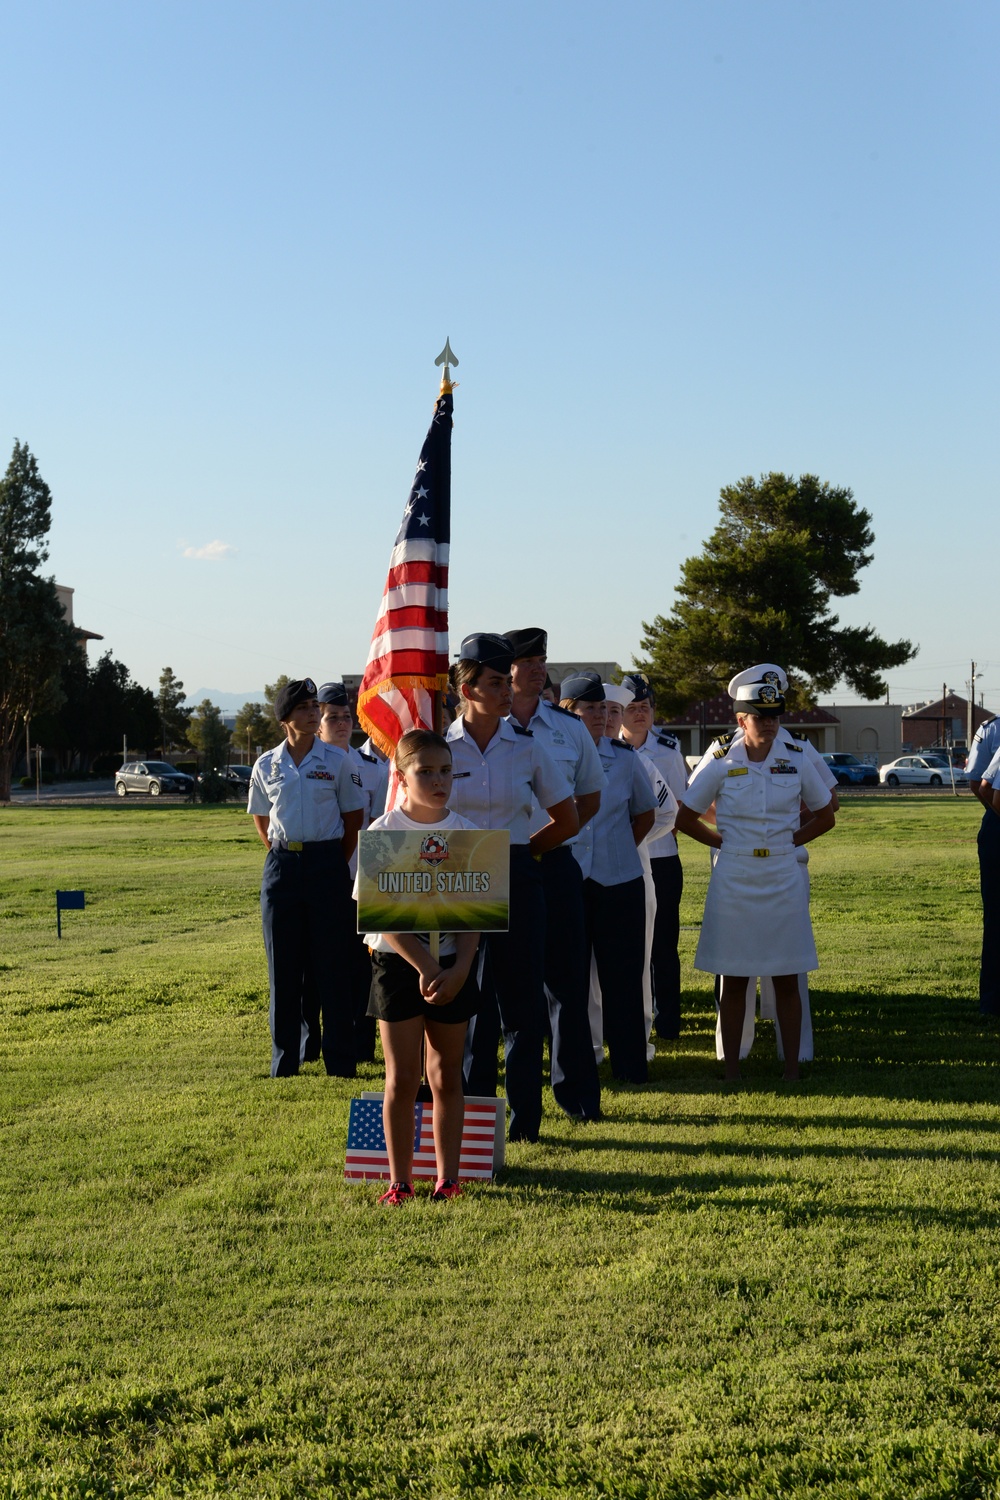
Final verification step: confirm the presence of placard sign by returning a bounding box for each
[356,829,510,933]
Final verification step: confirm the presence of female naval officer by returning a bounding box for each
[247,678,365,1078]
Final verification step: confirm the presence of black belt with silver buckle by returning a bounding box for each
[271,839,335,853]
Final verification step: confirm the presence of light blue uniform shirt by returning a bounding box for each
[445,717,572,845]
[573,738,658,885]
[248,739,365,844]
[966,718,1000,780]
[508,699,604,839]
[981,747,1000,786]
[626,728,687,858]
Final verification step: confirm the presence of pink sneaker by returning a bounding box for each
[430,1178,462,1201]
[378,1181,415,1206]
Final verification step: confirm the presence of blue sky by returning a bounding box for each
[2,1,996,711]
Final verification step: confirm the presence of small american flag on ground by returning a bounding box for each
[344,1095,501,1182]
[356,381,452,762]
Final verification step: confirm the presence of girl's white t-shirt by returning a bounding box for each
[353,806,482,956]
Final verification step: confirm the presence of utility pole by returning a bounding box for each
[967,662,983,749]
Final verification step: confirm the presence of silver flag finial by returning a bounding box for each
[434,338,458,369]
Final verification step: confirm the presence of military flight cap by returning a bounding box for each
[561,670,606,703]
[317,681,350,706]
[621,672,655,704]
[603,682,635,707]
[504,627,547,658]
[274,678,318,721]
[458,633,516,671]
[733,680,786,715]
[728,662,788,696]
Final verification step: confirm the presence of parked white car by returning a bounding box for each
[879,755,968,788]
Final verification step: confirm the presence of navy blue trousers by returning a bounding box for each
[465,846,547,1141]
[650,854,684,1039]
[260,843,355,1077]
[583,874,647,1083]
[541,846,601,1119]
[978,809,1000,1017]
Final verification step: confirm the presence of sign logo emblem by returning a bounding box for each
[418,833,450,866]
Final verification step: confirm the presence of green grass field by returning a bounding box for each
[1,798,998,1498]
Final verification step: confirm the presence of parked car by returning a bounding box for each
[197,764,253,795]
[115,761,195,797]
[821,752,880,787]
[879,755,969,788]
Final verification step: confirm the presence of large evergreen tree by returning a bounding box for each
[157,667,190,754]
[186,699,231,769]
[0,441,76,799]
[636,472,914,713]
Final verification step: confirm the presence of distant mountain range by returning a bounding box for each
[184,689,268,712]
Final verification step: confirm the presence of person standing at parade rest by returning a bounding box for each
[306,681,389,1065]
[247,679,365,1078]
[446,633,578,1142]
[965,713,1000,1018]
[618,673,689,1041]
[674,676,836,1082]
[691,664,839,1064]
[563,672,658,1084]
[505,626,605,1122]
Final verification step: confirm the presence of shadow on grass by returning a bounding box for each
[645,989,1000,1104]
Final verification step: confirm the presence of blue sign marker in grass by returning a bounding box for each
[56,890,85,938]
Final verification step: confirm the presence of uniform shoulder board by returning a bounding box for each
[549,702,579,720]
[358,750,378,763]
[712,746,728,759]
[511,723,533,737]
[716,731,737,749]
[780,739,804,753]
[611,738,633,751]
[654,730,680,749]
[787,729,808,742]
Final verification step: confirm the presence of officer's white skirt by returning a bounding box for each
[694,850,818,976]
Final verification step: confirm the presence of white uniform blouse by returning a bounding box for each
[445,717,572,844]
[683,737,831,850]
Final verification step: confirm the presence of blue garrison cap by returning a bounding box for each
[561,671,606,703]
[458,633,515,671]
[504,626,547,658]
[274,678,318,722]
[317,681,350,706]
[621,672,655,704]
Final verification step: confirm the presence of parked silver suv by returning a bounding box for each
[115,761,195,797]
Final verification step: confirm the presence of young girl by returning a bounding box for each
[359,729,482,1205]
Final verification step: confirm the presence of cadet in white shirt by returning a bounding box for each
[966,717,1000,1017]
[676,674,835,1081]
[248,678,365,1078]
[505,626,605,1122]
[619,672,688,1041]
[446,633,578,1142]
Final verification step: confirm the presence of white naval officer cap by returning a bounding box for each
[602,682,635,707]
[727,662,788,696]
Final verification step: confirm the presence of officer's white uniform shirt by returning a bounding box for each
[248,739,365,844]
[345,745,389,876]
[693,729,837,792]
[684,736,831,848]
[967,718,1000,781]
[349,745,389,826]
[508,700,604,840]
[573,739,658,885]
[445,716,572,845]
[624,728,686,857]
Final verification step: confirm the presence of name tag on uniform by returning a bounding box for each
[726,767,748,777]
[452,771,471,779]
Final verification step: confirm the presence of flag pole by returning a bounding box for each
[432,339,458,737]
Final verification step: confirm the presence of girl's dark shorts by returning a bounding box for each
[367,949,480,1025]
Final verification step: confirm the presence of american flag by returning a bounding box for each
[356,383,452,760]
[344,1095,500,1182]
